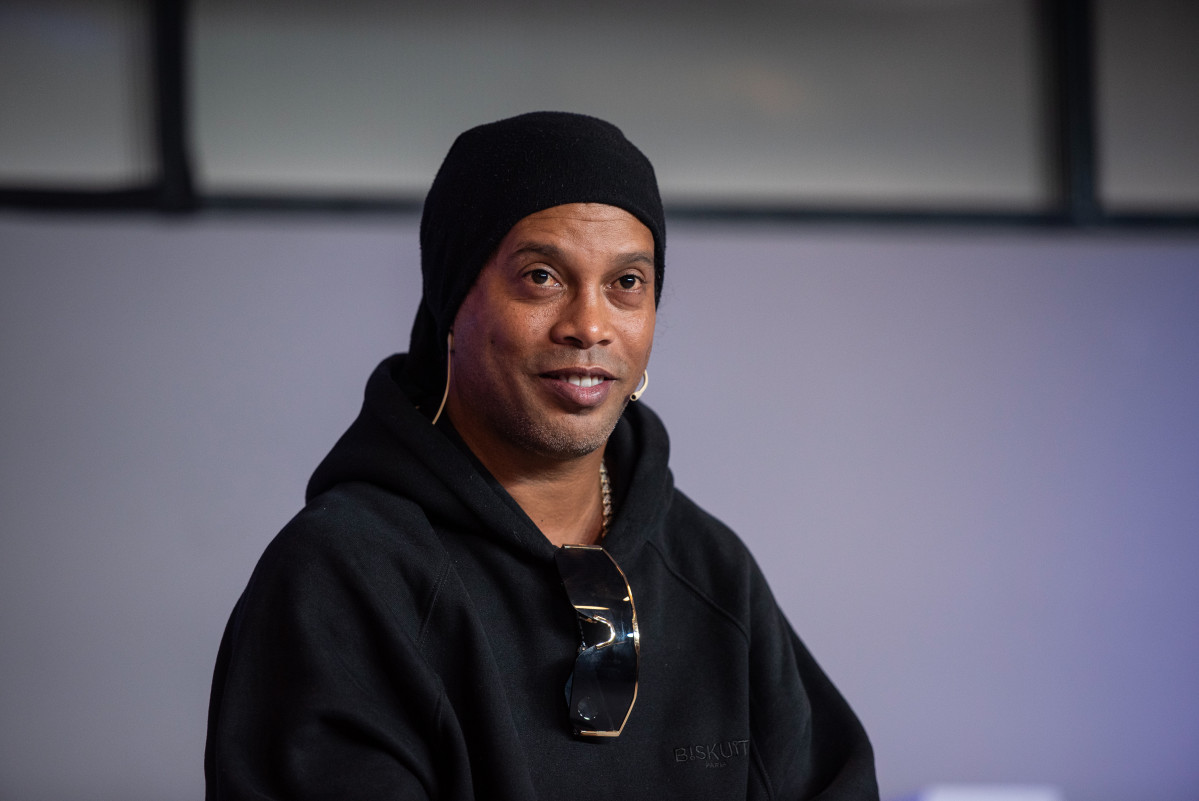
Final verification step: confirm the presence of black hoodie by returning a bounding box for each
[205,355,878,800]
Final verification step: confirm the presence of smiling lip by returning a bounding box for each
[539,368,617,407]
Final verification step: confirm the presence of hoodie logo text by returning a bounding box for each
[673,739,750,768]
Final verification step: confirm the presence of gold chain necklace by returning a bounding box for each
[599,461,613,540]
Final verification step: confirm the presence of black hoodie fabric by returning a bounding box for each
[205,355,878,800]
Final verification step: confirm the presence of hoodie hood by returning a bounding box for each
[306,354,675,564]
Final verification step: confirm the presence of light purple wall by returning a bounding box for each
[2,213,1197,800]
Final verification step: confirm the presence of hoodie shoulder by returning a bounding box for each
[248,482,452,644]
[641,488,769,638]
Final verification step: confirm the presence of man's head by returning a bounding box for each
[446,201,656,462]
[404,112,665,418]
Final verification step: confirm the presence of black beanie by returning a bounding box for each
[402,111,666,408]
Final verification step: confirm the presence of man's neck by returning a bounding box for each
[446,414,608,548]
[495,453,607,548]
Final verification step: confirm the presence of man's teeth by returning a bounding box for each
[565,375,604,388]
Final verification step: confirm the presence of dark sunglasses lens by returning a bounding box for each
[556,545,639,735]
[555,546,630,608]
[567,624,637,732]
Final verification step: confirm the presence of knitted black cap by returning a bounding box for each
[403,111,665,407]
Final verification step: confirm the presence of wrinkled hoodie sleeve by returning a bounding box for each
[649,491,878,801]
[748,599,877,799]
[204,505,467,801]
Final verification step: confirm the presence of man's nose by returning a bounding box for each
[551,287,613,349]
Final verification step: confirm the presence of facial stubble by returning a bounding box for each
[473,384,630,461]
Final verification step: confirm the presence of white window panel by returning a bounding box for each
[193,0,1051,210]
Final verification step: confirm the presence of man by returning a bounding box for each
[205,111,878,800]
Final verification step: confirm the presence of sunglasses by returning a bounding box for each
[555,544,640,737]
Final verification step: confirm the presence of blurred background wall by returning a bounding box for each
[2,1,1197,800]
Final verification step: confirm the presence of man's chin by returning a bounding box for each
[513,408,626,461]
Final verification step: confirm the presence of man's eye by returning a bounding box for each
[528,269,552,285]
[617,274,642,290]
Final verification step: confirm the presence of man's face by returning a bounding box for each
[446,203,656,464]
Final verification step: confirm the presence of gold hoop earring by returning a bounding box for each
[430,331,453,425]
[629,369,649,402]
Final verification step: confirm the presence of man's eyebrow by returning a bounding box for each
[508,242,654,268]
[509,242,564,261]
[616,250,655,267]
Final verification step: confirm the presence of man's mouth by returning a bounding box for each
[541,367,616,382]
[563,375,606,388]
[539,369,617,404]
